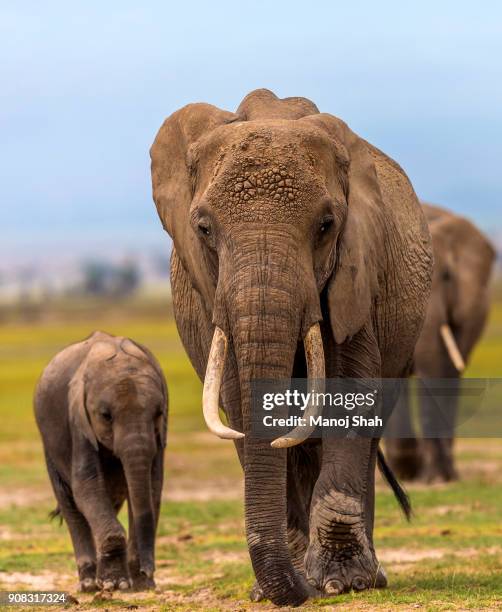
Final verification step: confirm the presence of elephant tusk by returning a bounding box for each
[440,324,465,372]
[271,323,325,449]
[203,327,245,440]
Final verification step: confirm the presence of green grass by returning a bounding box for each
[0,300,501,610]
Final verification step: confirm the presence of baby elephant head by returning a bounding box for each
[68,337,167,579]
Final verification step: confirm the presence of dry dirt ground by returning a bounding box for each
[1,439,502,611]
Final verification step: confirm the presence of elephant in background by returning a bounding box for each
[150,88,433,606]
[35,331,168,592]
[386,203,496,482]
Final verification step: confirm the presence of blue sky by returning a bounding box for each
[1,1,501,259]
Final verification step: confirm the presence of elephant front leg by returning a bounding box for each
[249,487,312,603]
[420,438,458,483]
[72,448,130,591]
[305,438,385,595]
[249,444,320,603]
[74,482,130,590]
[127,450,164,591]
[127,503,155,590]
[419,377,460,483]
[384,382,422,481]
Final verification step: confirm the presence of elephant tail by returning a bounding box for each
[45,455,68,525]
[377,448,412,520]
[49,506,63,524]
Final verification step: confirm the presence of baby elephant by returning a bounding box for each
[35,331,168,592]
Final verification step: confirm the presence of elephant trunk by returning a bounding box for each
[219,229,320,606]
[236,309,307,606]
[120,432,156,578]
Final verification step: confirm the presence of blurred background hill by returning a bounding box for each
[0,247,171,307]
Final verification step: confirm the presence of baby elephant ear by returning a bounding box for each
[120,337,149,361]
[68,362,98,451]
[122,338,168,448]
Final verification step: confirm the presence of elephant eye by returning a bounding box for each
[198,219,211,237]
[99,405,112,422]
[319,216,334,235]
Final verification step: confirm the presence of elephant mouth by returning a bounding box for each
[201,322,325,447]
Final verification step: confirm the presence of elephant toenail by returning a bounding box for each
[352,576,367,591]
[324,579,344,595]
[375,566,388,588]
[102,580,114,591]
[81,578,95,591]
[118,580,129,590]
[140,568,154,579]
[249,582,265,602]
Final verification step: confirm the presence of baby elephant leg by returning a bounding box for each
[127,450,164,591]
[73,477,130,590]
[127,504,155,590]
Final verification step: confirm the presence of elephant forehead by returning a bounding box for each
[230,164,298,204]
[206,158,326,223]
[196,122,332,222]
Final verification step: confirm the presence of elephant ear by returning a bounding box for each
[122,338,168,448]
[150,103,237,303]
[68,341,117,451]
[68,361,98,451]
[120,337,151,362]
[304,114,382,344]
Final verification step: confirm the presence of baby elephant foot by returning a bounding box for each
[78,561,97,592]
[96,536,131,591]
[131,573,156,591]
[80,577,98,592]
[130,568,156,591]
[128,558,156,591]
[305,539,386,596]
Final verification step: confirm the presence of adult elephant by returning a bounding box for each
[150,89,432,606]
[387,203,496,483]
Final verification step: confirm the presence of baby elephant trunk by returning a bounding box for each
[120,432,157,578]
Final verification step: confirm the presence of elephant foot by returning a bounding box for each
[249,576,319,603]
[420,440,459,484]
[96,536,131,591]
[130,571,156,591]
[79,577,98,592]
[128,558,156,591]
[78,561,97,592]
[305,538,385,596]
[420,463,459,484]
